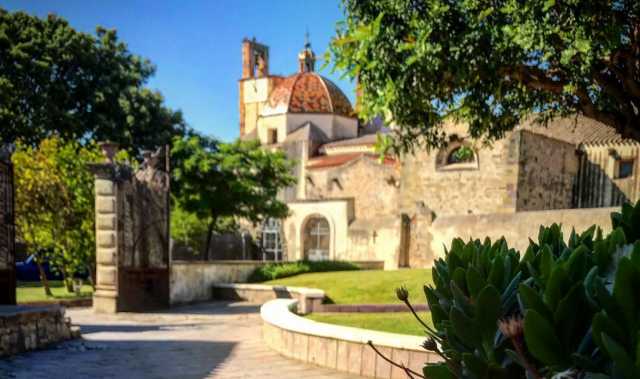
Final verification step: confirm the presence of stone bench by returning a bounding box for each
[212,283,324,314]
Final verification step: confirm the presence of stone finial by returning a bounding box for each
[98,141,119,164]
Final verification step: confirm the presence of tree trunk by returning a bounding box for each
[204,216,217,261]
[35,255,52,297]
[86,264,96,291]
[62,270,73,293]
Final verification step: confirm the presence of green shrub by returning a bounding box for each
[248,260,359,282]
[408,201,640,379]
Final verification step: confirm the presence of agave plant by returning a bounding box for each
[394,201,640,379]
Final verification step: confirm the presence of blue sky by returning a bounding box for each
[3,0,355,141]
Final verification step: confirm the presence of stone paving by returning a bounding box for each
[0,302,362,379]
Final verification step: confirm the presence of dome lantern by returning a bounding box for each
[298,31,316,73]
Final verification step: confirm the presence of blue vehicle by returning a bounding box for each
[15,255,63,282]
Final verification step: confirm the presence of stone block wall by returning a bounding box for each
[261,299,440,378]
[170,261,265,305]
[346,216,403,268]
[305,156,400,221]
[426,207,617,260]
[399,126,520,218]
[516,131,578,211]
[93,171,119,314]
[0,306,78,357]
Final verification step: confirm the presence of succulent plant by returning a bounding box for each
[419,201,640,379]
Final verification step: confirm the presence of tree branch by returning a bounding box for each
[367,341,425,379]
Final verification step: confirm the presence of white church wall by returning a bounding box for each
[333,115,358,140]
[283,199,353,262]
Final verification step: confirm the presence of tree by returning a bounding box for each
[12,137,101,295]
[171,135,296,258]
[0,8,186,150]
[330,0,640,152]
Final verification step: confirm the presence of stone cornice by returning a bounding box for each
[88,163,133,182]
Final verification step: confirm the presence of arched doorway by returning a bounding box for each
[303,216,330,261]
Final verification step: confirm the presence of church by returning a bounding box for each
[238,37,640,269]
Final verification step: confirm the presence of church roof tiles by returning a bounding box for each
[263,72,354,117]
[519,115,638,146]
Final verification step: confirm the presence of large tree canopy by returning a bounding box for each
[330,0,640,151]
[0,8,186,150]
[171,135,296,257]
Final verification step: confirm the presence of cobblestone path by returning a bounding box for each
[0,302,362,379]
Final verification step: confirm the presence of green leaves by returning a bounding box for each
[13,137,103,288]
[330,0,640,152]
[524,309,565,366]
[424,364,455,379]
[0,8,185,150]
[171,135,296,254]
[422,202,640,378]
[476,286,501,342]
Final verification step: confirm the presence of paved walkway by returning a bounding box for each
[0,302,362,379]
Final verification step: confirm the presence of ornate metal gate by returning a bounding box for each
[0,149,16,305]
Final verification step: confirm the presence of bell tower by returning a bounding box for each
[239,38,280,138]
[297,31,316,73]
[242,37,269,79]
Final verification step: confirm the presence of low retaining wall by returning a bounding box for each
[429,207,618,259]
[261,299,440,378]
[212,283,324,314]
[0,305,79,357]
[170,260,265,305]
[351,261,385,270]
[317,304,428,313]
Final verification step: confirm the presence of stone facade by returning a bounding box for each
[238,38,640,269]
[399,124,520,217]
[427,207,616,258]
[575,143,640,207]
[91,147,171,313]
[0,306,78,357]
[516,131,578,211]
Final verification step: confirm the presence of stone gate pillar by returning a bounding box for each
[90,143,171,314]
[91,162,119,313]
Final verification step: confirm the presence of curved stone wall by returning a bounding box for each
[260,298,441,378]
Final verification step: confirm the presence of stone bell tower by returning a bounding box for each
[239,38,281,138]
[297,31,316,73]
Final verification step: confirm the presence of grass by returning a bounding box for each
[17,280,93,303]
[264,268,433,305]
[306,312,432,336]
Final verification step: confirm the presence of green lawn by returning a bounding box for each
[264,268,433,305]
[306,312,432,336]
[17,281,93,303]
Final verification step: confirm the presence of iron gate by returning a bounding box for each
[119,147,171,311]
[0,152,16,305]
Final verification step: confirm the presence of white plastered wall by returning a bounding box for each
[283,200,354,261]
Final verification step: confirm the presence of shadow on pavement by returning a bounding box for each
[161,301,261,315]
[0,339,236,379]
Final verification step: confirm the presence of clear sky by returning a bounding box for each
[2,0,355,141]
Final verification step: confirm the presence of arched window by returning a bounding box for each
[436,142,478,171]
[303,216,330,261]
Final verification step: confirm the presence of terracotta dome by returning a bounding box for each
[264,72,354,117]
